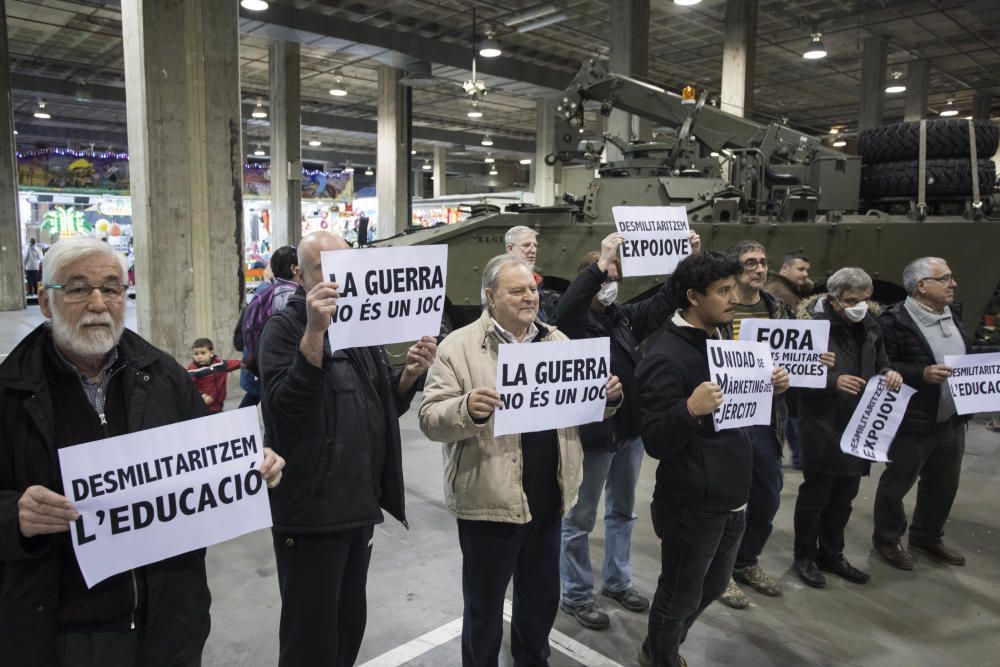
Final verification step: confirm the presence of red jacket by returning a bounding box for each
[187,356,241,412]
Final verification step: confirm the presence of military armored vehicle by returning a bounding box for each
[374,59,1000,352]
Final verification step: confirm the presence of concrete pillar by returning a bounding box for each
[720,0,758,118]
[121,0,243,360]
[859,37,888,132]
[903,60,930,122]
[973,94,993,121]
[376,66,409,236]
[433,145,446,198]
[269,41,302,249]
[606,0,650,162]
[0,0,24,311]
[534,99,556,206]
[412,169,424,199]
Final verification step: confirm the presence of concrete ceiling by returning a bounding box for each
[6,0,1000,175]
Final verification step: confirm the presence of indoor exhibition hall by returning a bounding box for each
[1,1,999,667]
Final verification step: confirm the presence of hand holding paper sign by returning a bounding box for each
[836,374,866,396]
[468,387,502,421]
[688,381,724,416]
[884,370,903,391]
[17,484,79,538]
[302,280,340,368]
[820,351,836,368]
[771,367,790,395]
[689,230,701,254]
[260,447,286,489]
[400,336,439,394]
[605,375,623,404]
[923,364,953,384]
[598,232,624,272]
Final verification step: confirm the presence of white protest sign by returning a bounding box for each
[58,408,272,588]
[945,352,1000,415]
[323,244,448,351]
[707,339,774,431]
[612,205,691,277]
[494,337,611,437]
[840,376,917,462]
[739,319,830,389]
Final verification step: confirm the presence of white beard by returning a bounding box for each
[51,307,125,359]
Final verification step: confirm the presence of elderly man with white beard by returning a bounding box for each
[0,236,285,667]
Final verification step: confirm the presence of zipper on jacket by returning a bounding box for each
[130,569,138,630]
[95,364,127,435]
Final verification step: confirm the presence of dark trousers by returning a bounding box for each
[735,425,783,569]
[272,525,375,667]
[25,269,39,295]
[457,512,561,667]
[646,505,745,667]
[57,631,201,667]
[873,417,966,546]
[793,472,862,560]
[238,390,260,408]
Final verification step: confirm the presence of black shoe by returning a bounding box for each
[817,554,871,584]
[560,600,609,630]
[793,558,826,588]
[600,586,650,613]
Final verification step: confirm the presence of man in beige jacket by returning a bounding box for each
[419,254,622,667]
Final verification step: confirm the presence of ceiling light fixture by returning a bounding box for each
[489,168,499,176]
[484,154,495,164]
[251,96,267,119]
[885,70,907,94]
[467,101,483,118]
[365,166,374,176]
[939,99,959,117]
[240,0,269,10]
[34,100,51,120]
[802,32,827,60]
[481,134,494,146]
[832,139,847,147]
[519,158,532,165]
[329,74,348,97]
[422,160,432,170]
[411,149,417,155]
[253,144,265,156]
[479,31,501,58]
[673,0,703,5]
[308,139,322,147]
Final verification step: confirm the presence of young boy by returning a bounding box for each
[187,338,242,413]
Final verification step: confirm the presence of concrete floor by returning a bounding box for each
[3,303,999,667]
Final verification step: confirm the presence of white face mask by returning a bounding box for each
[597,281,619,306]
[843,301,869,322]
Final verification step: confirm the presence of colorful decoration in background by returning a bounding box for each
[41,206,93,237]
[244,163,354,201]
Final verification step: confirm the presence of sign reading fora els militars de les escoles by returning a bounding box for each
[612,206,692,277]
[322,245,448,351]
[494,337,611,437]
[739,319,831,389]
[59,408,272,588]
[706,339,774,431]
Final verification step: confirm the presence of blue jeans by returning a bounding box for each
[734,425,783,570]
[560,437,644,606]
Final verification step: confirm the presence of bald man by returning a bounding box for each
[257,232,438,666]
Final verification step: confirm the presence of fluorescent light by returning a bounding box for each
[673,0,702,5]
[885,71,906,94]
[519,158,532,165]
[939,109,959,117]
[329,75,347,97]
[251,96,267,119]
[364,167,374,176]
[832,140,847,147]
[422,160,432,170]
[885,84,906,94]
[308,139,321,147]
[479,35,501,58]
[34,100,50,119]
[489,168,498,175]
[253,145,265,156]
[515,12,568,33]
[502,4,557,27]
[467,102,483,118]
[802,33,827,60]
[710,151,720,157]
[484,155,495,163]
[240,0,268,10]
[481,134,494,146]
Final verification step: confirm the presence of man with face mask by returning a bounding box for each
[554,231,700,630]
[792,268,902,588]
[0,236,285,666]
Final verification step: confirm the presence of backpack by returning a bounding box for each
[241,278,298,375]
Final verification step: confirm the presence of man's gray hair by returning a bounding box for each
[902,257,944,295]
[43,236,128,285]
[482,254,533,294]
[826,267,872,298]
[504,225,536,246]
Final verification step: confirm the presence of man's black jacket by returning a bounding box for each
[555,262,673,451]
[636,318,752,512]
[258,290,413,532]
[878,301,981,433]
[798,299,892,476]
[0,325,211,667]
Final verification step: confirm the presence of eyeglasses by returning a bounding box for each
[742,258,769,270]
[46,282,127,303]
[920,274,954,284]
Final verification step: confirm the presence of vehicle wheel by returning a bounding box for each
[861,158,996,199]
[859,119,1000,163]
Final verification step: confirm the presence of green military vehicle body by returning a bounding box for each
[374,59,999,357]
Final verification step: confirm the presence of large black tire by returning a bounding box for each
[861,158,996,199]
[859,119,999,163]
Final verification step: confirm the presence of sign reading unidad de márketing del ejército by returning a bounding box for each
[612,205,692,277]
[59,408,272,588]
[706,339,774,431]
[494,337,611,437]
[322,245,448,351]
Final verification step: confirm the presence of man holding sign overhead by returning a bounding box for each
[257,231,437,667]
[419,254,621,667]
[635,252,788,667]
